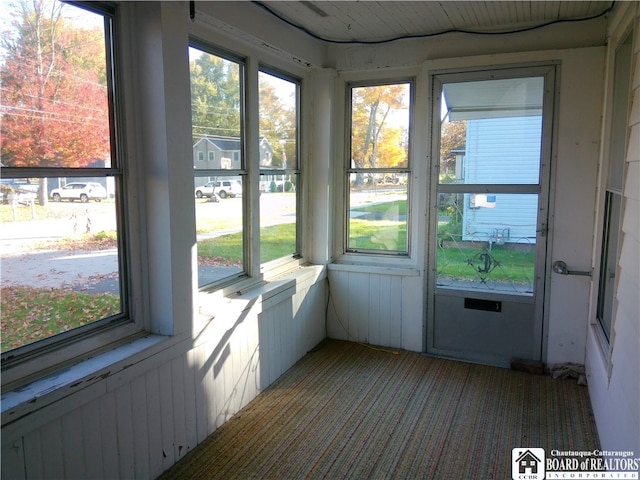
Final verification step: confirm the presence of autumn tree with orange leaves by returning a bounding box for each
[1,0,110,201]
[350,83,409,172]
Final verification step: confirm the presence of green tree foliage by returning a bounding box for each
[259,72,297,168]
[351,83,409,170]
[190,50,241,142]
[439,120,467,177]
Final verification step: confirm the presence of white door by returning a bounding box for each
[427,66,555,367]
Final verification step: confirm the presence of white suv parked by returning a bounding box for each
[50,182,107,203]
[194,180,242,199]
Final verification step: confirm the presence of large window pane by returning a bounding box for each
[259,70,299,264]
[347,82,411,254]
[0,3,122,353]
[348,173,408,252]
[190,46,245,287]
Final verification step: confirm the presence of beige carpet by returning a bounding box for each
[159,339,599,479]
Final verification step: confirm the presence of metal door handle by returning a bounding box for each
[552,260,592,277]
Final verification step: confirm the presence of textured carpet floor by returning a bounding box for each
[159,339,599,479]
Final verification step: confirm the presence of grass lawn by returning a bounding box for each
[351,199,407,216]
[437,245,535,284]
[1,286,120,352]
[197,222,297,265]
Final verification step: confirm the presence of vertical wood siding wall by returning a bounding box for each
[326,268,423,352]
[1,280,327,479]
[586,8,640,454]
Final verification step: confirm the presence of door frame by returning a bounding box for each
[425,63,559,366]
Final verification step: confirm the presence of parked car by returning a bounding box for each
[195,180,242,199]
[50,182,107,203]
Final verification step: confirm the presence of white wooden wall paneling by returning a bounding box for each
[328,270,416,349]
[81,400,104,478]
[98,391,119,479]
[21,429,41,479]
[114,382,135,478]
[157,359,175,470]
[145,368,164,479]
[191,344,208,444]
[131,372,150,479]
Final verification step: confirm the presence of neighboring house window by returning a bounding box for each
[259,69,300,265]
[596,31,632,342]
[0,3,127,368]
[198,151,204,162]
[190,43,246,287]
[208,151,215,162]
[347,81,412,254]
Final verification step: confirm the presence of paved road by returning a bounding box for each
[1,248,120,294]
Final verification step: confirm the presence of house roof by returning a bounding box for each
[194,136,241,152]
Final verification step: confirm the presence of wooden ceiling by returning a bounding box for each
[253,1,615,44]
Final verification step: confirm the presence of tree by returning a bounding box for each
[1,0,110,203]
[259,72,296,168]
[351,84,408,172]
[439,120,466,177]
[190,51,242,142]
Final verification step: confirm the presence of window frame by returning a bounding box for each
[189,38,250,291]
[0,1,142,388]
[258,65,303,273]
[593,28,633,349]
[344,78,414,257]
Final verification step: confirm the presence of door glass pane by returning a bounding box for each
[437,192,537,295]
[440,77,543,185]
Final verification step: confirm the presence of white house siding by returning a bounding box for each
[586,6,640,455]
[1,277,327,479]
[462,116,541,242]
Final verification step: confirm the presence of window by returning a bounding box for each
[0,3,126,359]
[596,31,632,342]
[189,43,246,288]
[347,82,412,254]
[259,69,300,265]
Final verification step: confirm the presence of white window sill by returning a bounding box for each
[328,262,421,277]
[1,334,169,426]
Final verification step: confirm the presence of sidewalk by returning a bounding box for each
[1,248,120,294]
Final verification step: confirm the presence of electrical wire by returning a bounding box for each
[325,276,399,356]
[252,1,616,45]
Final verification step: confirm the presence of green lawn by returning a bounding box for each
[197,222,298,265]
[437,245,535,284]
[1,286,120,352]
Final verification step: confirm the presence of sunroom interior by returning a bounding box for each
[1,1,639,478]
